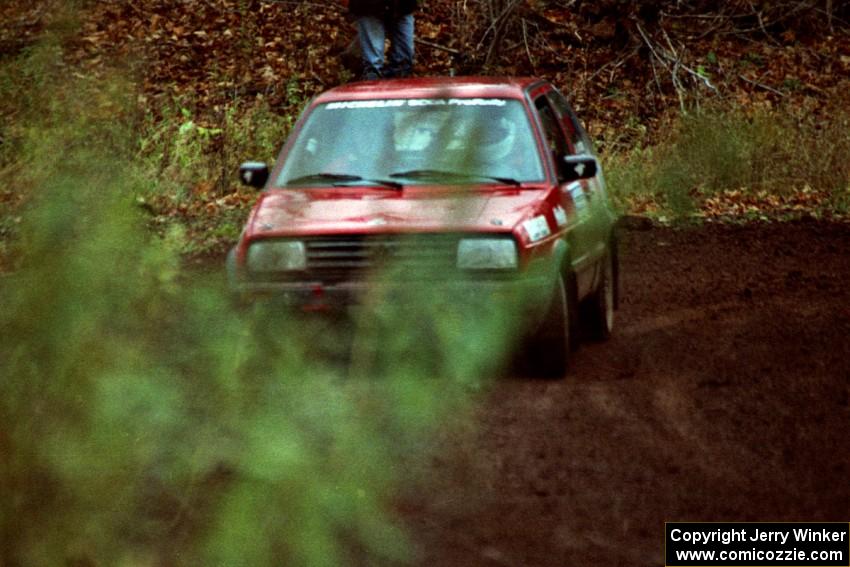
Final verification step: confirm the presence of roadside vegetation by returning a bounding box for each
[0,56,516,567]
[0,7,527,566]
[605,99,850,221]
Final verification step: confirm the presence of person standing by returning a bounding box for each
[345,0,417,79]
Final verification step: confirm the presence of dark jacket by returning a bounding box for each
[349,0,417,18]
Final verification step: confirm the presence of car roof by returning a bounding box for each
[313,76,544,103]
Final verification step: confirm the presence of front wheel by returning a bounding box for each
[526,272,575,378]
[582,250,615,341]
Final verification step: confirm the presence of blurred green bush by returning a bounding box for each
[0,29,522,567]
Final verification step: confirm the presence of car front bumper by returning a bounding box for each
[233,276,547,309]
[227,248,557,325]
[229,279,555,339]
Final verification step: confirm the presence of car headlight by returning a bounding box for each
[246,240,306,272]
[457,238,518,270]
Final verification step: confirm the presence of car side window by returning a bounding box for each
[534,95,571,182]
[547,89,593,156]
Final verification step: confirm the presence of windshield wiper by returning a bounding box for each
[389,169,521,186]
[284,172,403,190]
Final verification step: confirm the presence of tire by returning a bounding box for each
[582,249,615,341]
[527,271,575,378]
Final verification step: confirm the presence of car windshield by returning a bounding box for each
[276,98,545,186]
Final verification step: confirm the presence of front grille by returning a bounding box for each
[305,234,459,283]
[243,234,456,284]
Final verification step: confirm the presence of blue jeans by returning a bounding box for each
[356,14,415,80]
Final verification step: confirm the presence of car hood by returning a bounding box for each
[247,186,547,237]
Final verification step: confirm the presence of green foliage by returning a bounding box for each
[604,102,850,218]
[138,98,292,195]
[0,36,526,567]
[131,94,304,257]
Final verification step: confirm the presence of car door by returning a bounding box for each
[546,88,612,276]
[532,91,596,299]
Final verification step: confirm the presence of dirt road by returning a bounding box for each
[403,220,850,566]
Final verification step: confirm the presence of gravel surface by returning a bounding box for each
[402,220,850,566]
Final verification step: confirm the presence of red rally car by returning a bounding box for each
[228,77,619,376]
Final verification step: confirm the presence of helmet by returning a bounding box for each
[479,116,517,161]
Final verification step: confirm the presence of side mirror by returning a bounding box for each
[239,162,270,189]
[561,155,598,182]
